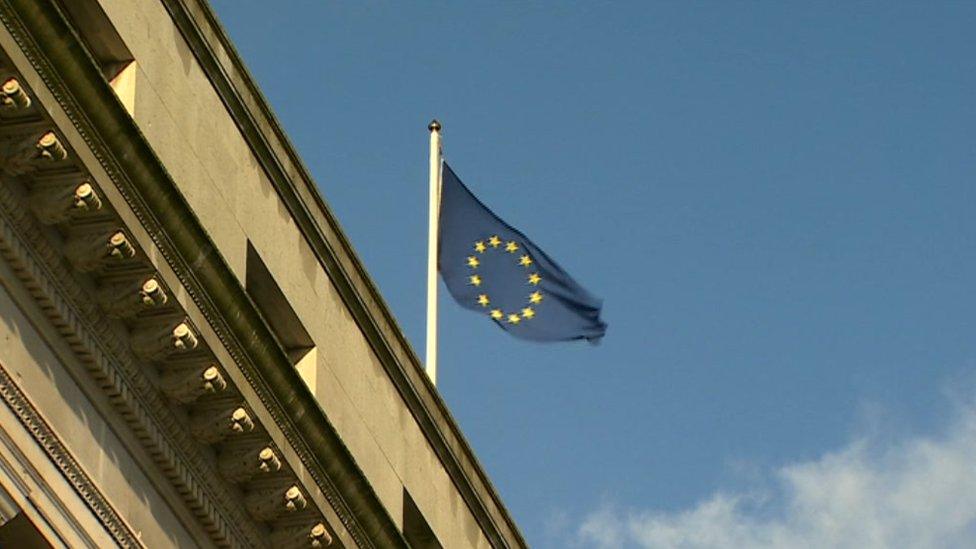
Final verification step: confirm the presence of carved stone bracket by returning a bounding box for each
[29,180,101,224]
[0,76,29,108]
[189,404,254,443]
[35,130,64,160]
[0,128,65,176]
[97,276,168,318]
[269,522,333,547]
[64,228,136,272]
[159,363,226,404]
[129,320,198,360]
[245,484,307,522]
[218,439,281,483]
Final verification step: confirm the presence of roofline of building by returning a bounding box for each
[15,0,526,546]
[2,0,407,545]
[165,2,527,544]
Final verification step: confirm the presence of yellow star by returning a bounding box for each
[469,275,482,287]
[528,273,541,285]
[521,307,535,319]
[467,256,480,268]
[529,291,543,304]
[477,294,490,307]
[488,235,502,248]
[505,241,519,253]
[490,309,503,319]
[507,313,521,324]
[474,241,487,253]
[519,254,533,267]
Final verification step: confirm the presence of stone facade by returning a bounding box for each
[0,1,525,547]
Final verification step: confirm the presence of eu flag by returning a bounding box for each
[438,162,607,342]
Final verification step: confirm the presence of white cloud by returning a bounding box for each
[577,398,976,549]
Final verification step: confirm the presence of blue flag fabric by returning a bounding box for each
[438,162,607,342]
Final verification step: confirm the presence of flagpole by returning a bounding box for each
[426,119,442,385]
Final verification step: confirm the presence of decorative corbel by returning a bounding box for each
[64,228,136,272]
[217,440,281,483]
[36,131,66,161]
[269,522,333,547]
[129,320,198,361]
[244,484,307,522]
[30,181,102,224]
[160,363,226,404]
[0,129,67,176]
[189,405,254,444]
[0,78,31,109]
[97,277,168,318]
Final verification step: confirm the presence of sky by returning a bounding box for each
[209,2,976,547]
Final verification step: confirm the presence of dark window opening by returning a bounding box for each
[0,512,54,548]
[245,242,314,366]
[54,0,136,115]
[54,0,133,81]
[403,488,441,549]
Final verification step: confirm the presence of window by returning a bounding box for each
[245,242,315,368]
[403,489,441,549]
[0,512,53,548]
[55,0,136,114]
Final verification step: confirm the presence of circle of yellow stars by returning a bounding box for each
[466,235,543,324]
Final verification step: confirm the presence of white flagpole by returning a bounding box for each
[425,119,443,385]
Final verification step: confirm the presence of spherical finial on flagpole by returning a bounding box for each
[428,119,441,132]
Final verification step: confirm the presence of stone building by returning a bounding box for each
[0,0,525,547]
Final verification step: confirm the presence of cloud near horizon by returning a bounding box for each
[577,397,976,549]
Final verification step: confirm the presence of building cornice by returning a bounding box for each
[0,0,407,546]
[0,360,140,547]
[162,1,527,546]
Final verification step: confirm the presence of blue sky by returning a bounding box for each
[211,2,976,546]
